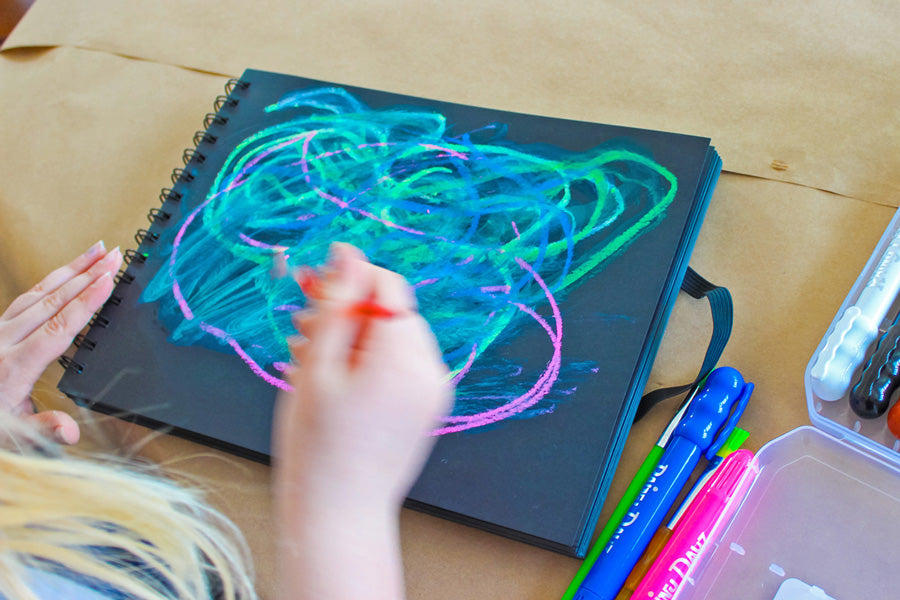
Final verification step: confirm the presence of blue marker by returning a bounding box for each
[573,366,752,600]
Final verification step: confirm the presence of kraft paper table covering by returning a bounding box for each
[0,18,897,600]
[4,0,900,208]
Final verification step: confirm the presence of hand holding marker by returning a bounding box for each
[573,366,753,600]
[810,225,900,402]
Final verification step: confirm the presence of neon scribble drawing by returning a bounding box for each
[141,87,677,435]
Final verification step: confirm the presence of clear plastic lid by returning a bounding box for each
[678,207,900,599]
[679,426,900,600]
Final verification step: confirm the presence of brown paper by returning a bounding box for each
[0,46,225,301]
[5,0,900,207]
[0,28,897,599]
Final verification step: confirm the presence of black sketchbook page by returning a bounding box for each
[59,69,718,555]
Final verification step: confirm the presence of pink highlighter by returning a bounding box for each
[630,449,758,600]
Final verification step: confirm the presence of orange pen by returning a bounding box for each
[294,265,403,368]
[295,266,399,319]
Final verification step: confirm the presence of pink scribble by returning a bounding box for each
[511,221,521,239]
[299,132,350,209]
[351,207,426,235]
[299,133,428,236]
[311,141,389,161]
[431,257,562,435]
[273,304,303,312]
[413,278,440,289]
[238,233,288,252]
[172,281,194,321]
[199,322,293,391]
[421,143,469,160]
[170,193,218,320]
[450,344,479,386]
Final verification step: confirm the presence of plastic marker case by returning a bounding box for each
[674,207,900,600]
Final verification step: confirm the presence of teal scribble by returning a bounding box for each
[141,87,677,434]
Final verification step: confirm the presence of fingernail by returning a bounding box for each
[327,243,357,280]
[295,266,322,300]
[271,251,288,279]
[85,240,106,258]
[53,424,78,445]
[102,246,122,265]
[90,271,113,288]
[327,243,346,269]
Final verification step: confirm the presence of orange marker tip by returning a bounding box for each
[349,300,398,319]
[296,266,322,300]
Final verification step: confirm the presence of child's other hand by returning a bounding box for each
[0,241,123,444]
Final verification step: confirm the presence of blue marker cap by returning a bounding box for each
[678,366,753,460]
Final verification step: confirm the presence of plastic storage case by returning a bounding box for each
[677,208,900,600]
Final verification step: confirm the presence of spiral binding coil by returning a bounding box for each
[147,207,170,224]
[183,148,206,165]
[170,168,194,184]
[124,249,147,265]
[134,229,159,245]
[193,131,217,146]
[73,334,96,351]
[203,112,228,129]
[159,188,183,204]
[113,271,135,286]
[88,314,111,328]
[59,76,251,375]
[58,355,84,374]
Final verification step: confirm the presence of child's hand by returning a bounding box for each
[273,243,453,600]
[274,245,452,600]
[0,241,123,444]
[275,243,453,507]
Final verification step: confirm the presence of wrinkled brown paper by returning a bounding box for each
[1,2,898,597]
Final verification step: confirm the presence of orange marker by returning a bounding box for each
[294,267,400,320]
[295,266,323,300]
[349,299,398,319]
[887,400,900,439]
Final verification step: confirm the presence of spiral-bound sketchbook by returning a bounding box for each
[58,69,721,556]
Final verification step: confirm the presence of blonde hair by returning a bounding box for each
[0,412,257,600]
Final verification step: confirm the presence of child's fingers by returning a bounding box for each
[0,241,108,321]
[0,248,121,347]
[25,410,81,445]
[311,245,372,367]
[367,315,444,372]
[17,269,117,378]
[318,243,369,303]
[369,267,418,315]
[287,335,309,362]
[291,310,318,340]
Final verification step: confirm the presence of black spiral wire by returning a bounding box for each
[59,77,251,374]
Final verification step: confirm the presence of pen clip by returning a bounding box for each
[704,382,753,460]
[658,382,703,448]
